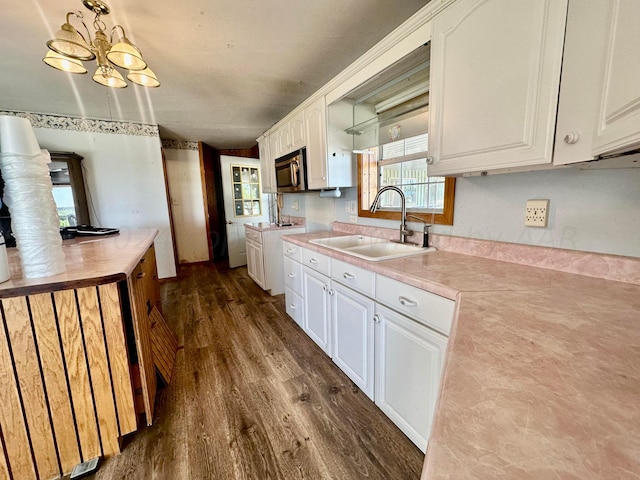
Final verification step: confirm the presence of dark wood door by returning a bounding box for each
[199,142,226,261]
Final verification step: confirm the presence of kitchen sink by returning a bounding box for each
[309,235,434,261]
[310,235,387,249]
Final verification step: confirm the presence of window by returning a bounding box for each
[231,165,262,217]
[358,133,455,225]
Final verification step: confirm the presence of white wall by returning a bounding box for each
[164,148,209,263]
[34,127,177,278]
[283,166,640,258]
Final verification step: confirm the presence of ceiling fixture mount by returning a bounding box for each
[43,0,160,88]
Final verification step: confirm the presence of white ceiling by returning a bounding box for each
[0,0,430,149]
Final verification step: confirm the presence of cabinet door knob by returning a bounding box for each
[426,156,434,165]
[398,296,417,307]
[563,132,580,144]
[373,314,381,323]
[322,285,328,292]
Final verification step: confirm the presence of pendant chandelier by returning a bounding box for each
[43,0,160,88]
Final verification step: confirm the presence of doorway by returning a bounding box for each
[219,156,269,268]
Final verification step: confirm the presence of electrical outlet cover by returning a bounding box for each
[525,199,549,227]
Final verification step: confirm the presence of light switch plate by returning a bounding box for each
[525,199,549,227]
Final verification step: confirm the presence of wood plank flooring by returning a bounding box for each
[81,263,424,480]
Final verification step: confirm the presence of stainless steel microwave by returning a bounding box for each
[274,148,307,193]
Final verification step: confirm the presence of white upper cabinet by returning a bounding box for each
[305,96,329,189]
[591,0,640,156]
[305,96,355,190]
[428,0,568,175]
[258,133,276,193]
[290,110,306,151]
[275,110,306,158]
[277,123,292,156]
[268,129,281,164]
[552,1,610,165]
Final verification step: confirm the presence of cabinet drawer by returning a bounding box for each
[301,248,331,276]
[245,228,263,244]
[283,241,302,262]
[283,256,303,295]
[285,286,304,328]
[375,275,455,336]
[330,258,375,298]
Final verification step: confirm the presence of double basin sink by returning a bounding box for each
[309,235,434,262]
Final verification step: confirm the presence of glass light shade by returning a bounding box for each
[47,23,95,61]
[106,37,146,70]
[127,67,160,87]
[92,66,127,88]
[42,51,87,74]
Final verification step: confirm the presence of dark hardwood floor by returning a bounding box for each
[84,263,424,479]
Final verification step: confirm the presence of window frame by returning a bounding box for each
[357,153,456,225]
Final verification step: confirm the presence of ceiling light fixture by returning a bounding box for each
[43,0,160,88]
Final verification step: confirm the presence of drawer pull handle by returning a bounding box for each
[343,272,355,280]
[288,273,296,277]
[286,248,296,254]
[309,258,319,264]
[140,257,147,263]
[137,272,146,279]
[289,304,297,309]
[398,296,417,307]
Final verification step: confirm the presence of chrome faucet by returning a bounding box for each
[369,185,412,243]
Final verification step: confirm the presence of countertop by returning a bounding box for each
[0,228,157,298]
[282,230,640,479]
[245,222,305,232]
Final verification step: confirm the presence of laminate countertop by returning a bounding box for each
[282,230,640,479]
[0,228,157,298]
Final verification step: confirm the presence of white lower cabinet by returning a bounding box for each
[302,266,332,355]
[283,243,455,451]
[246,227,305,295]
[374,303,449,452]
[246,238,265,288]
[331,281,375,400]
[284,286,304,328]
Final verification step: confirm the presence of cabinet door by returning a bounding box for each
[302,266,331,355]
[375,304,448,452]
[129,262,157,426]
[268,130,281,163]
[246,240,265,289]
[290,110,306,150]
[278,122,292,156]
[428,0,567,175]
[285,286,304,328]
[553,1,610,165]
[305,96,328,190]
[331,282,375,400]
[258,135,276,193]
[592,0,640,156]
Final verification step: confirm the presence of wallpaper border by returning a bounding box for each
[160,140,199,150]
[0,110,159,137]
